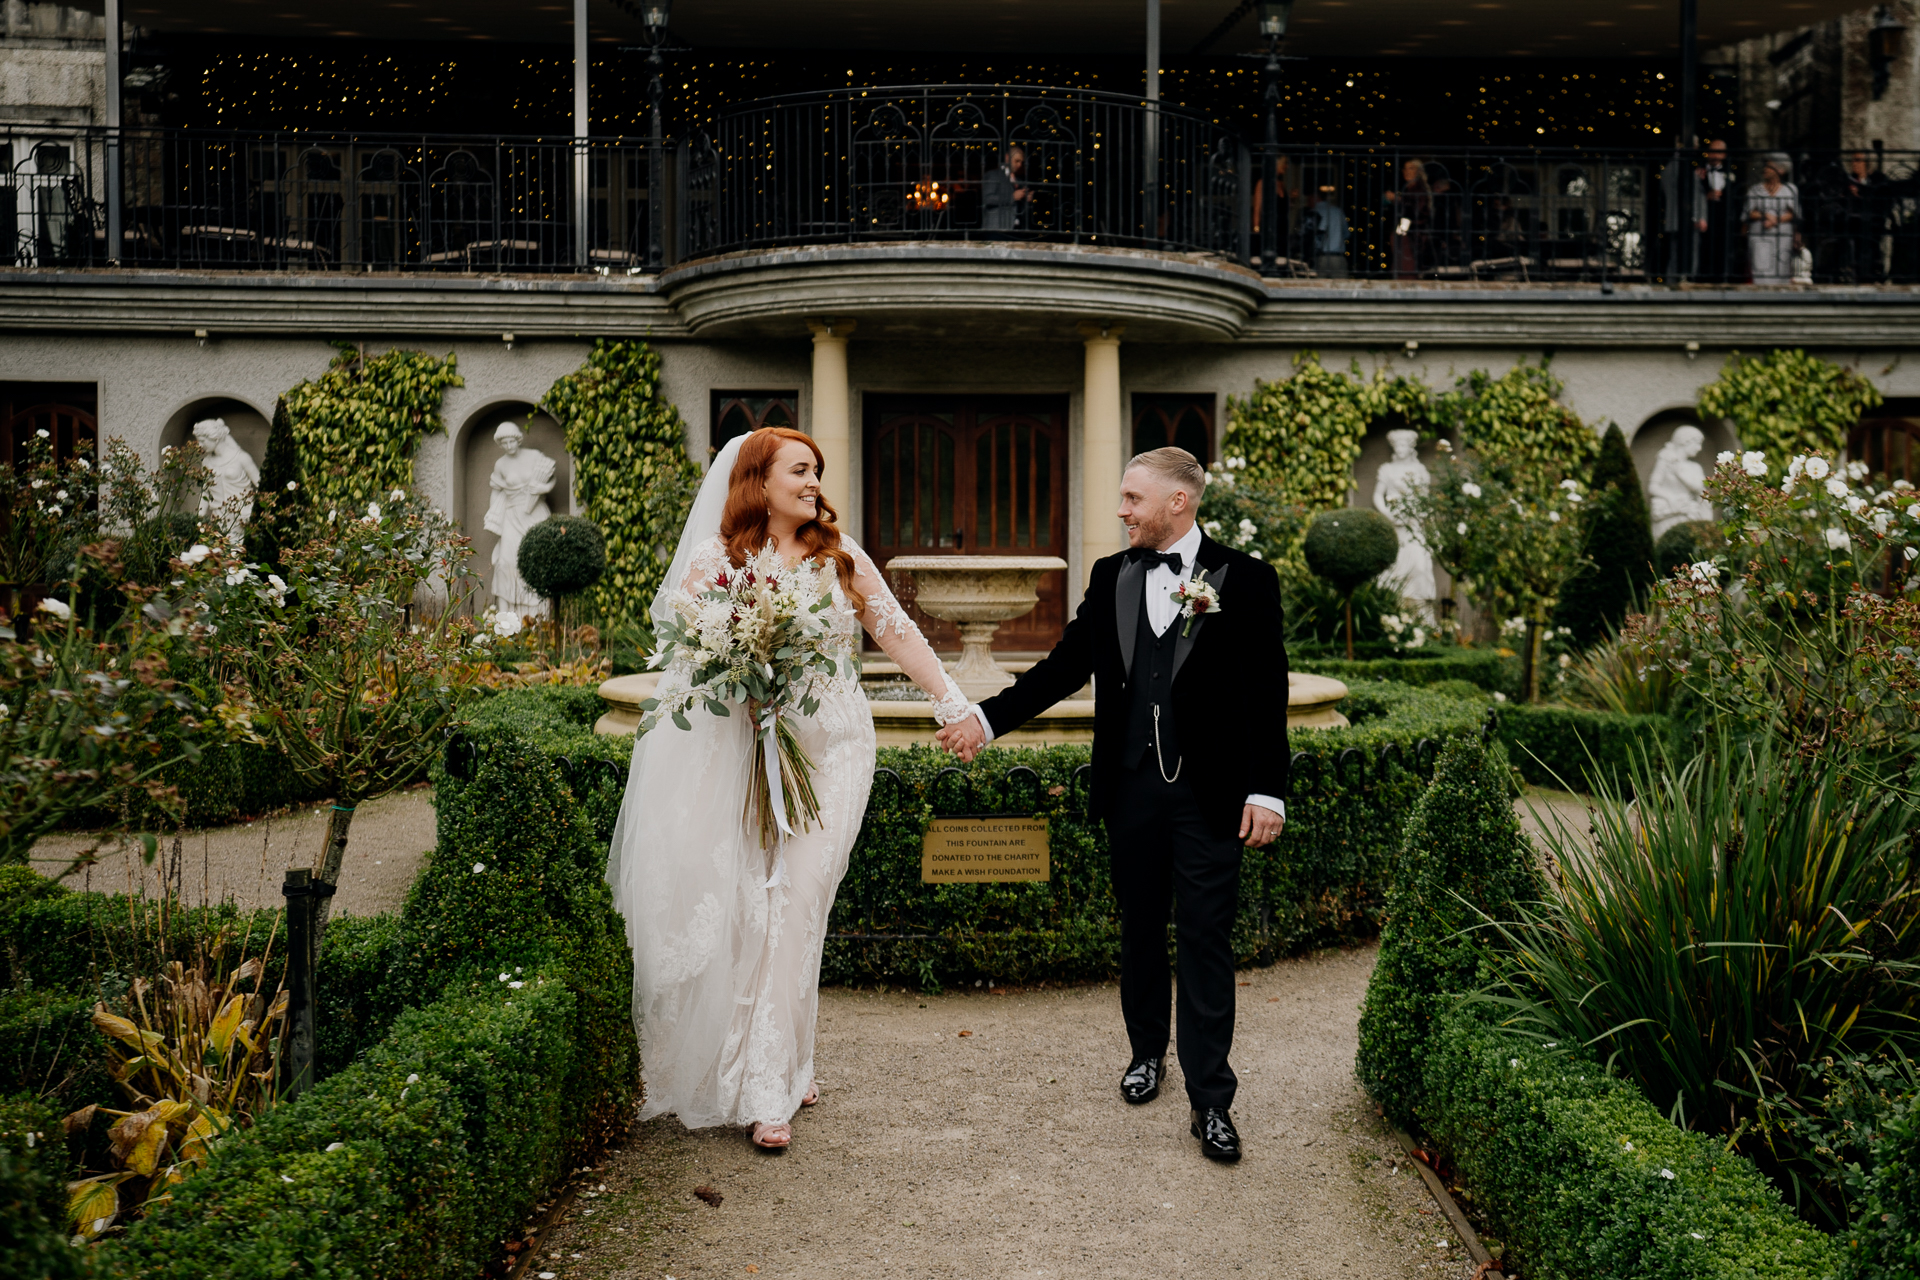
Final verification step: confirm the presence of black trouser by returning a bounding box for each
[1106,761,1242,1110]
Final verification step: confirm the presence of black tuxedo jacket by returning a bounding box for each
[977,533,1290,840]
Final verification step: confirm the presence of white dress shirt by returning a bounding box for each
[970,521,1285,821]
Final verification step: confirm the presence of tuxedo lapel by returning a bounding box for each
[1171,540,1230,684]
[1115,557,1145,678]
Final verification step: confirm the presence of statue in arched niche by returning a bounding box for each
[1372,428,1436,602]
[193,418,259,538]
[1647,424,1714,539]
[483,421,557,618]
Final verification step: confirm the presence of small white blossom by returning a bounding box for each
[1690,1232,1705,1240]
[180,544,212,565]
[472,862,486,874]
[1559,478,1580,491]
[1844,493,1868,516]
[1509,1058,1520,1068]
[225,566,255,587]
[1493,691,1508,703]
[1548,510,1562,523]
[1688,561,1720,585]
[1804,456,1831,481]
[35,597,71,620]
[508,980,524,989]
[390,488,405,501]
[1741,451,1767,477]
[1659,1168,1676,1180]
[265,574,288,607]
[34,428,48,439]
[54,489,68,501]
[1716,451,1736,467]
[1461,481,1483,498]
[365,502,382,521]
[1906,546,1917,562]
[326,1142,345,1152]
[1873,509,1892,536]
[1827,477,1851,500]
[1623,1141,1634,1151]
[1558,653,1573,669]
[493,611,523,638]
[1847,459,1871,481]
[1456,521,1468,536]
[286,480,298,491]
[1824,527,1852,552]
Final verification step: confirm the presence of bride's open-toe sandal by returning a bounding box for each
[751,1121,792,1150]
[800,1082,819,1107]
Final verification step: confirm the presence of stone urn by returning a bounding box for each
[1287,672,1351,729]
[594,671,661,735]
[884,555,1068,700]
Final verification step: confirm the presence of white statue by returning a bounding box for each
[482,421,557,618]
[1372,428,1436,602]
[1647,424,1714,539]
[193,418,260,537]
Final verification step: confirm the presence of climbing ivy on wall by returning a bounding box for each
[282,343,462,511]
[1434,358,1595,483]
[538,339,699,630]
[1225,354,1384,512]
[1696,349,1884,479]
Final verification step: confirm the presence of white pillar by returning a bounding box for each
[573,0,589,269]
[1078,320,1127,584]
[807,319,857,524]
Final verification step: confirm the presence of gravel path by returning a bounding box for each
[527,945,1482,1280]
[28,786,437,918]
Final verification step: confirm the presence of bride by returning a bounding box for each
[607,427,972,1149]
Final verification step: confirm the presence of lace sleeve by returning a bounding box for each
[848,543,971,726]
[682,537,731,594]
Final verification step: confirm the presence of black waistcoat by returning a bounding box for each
[1123,590,1182,771]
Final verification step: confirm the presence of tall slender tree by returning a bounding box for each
[1553,423,1655,648]
[245,396,306,573]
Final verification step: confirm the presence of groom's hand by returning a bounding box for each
[936,717,985,763]
[1240,804,1284,848]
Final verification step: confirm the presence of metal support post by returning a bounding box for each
[104,0,122,263]
[574,0,590,270]
[1144,0,1161,243]
[280,868,332,1101]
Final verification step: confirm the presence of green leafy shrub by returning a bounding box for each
[106,972,576,1280]
[0,985,110,1117]
[1697,349,1883,483]
[1423,1003,1840,1280]
[539,339,699,628]
[1303,508,1400,595]
[1554,423,1655,649]
[1651,518,1723,576]
[517,514,608,602]
[450,685,630,842]
[1495,702,1682,790]
[1436,357,1597,482]
[283,344,462,511]
[314,912,404,1079]
[0,1094,89,1280]
[398,735,637,1153]
[1842,1084,1920,1277]
[243,396,306,575]
[1356,735,1539,1127]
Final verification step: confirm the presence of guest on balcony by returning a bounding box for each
[1424,161,1465,270]
[1250,154,1294,264]
[1385,157,1432,278]
[1693,139,1735,282]
[1744,153,1800,286]
[1301,185,1348,278]
[1817,151,1889,284]
[982,146,1031,232]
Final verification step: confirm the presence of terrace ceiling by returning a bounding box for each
[88,0,1863,59]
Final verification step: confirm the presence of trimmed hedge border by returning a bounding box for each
[446,682,1487,990]
[1296,648,1519,695]
[1494,702,1683,791]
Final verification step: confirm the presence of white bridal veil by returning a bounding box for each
[605,434,777,1126]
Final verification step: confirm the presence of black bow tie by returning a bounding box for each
[1133,548,1183,573]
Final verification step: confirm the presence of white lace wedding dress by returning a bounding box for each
[607,532,968,1129]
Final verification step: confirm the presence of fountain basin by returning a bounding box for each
[1287,672,1351,729]
[884,555,1068,700]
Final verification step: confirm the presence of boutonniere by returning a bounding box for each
[1170,570,1220,637]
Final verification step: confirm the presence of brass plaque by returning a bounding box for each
[919,817,1051,884]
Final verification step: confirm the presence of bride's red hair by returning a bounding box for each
[719,427,864,613]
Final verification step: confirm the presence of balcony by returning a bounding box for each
[6,84,1920,290]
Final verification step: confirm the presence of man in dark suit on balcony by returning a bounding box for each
[981,146,1030,232]
[936,446,1290,1163]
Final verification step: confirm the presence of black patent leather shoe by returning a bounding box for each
[1120,1056,1163,1105]
[1191,1107,1242,1161]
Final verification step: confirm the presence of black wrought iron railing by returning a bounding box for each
[6,108,1920,285]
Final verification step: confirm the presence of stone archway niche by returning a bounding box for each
[457,401,573,609]
[159,397,271,467]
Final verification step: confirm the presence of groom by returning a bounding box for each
[936,446,1288,1162]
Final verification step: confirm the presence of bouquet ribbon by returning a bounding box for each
[759,709,792,890]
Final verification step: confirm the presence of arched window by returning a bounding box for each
[710,391,798,457]
[1130,393,1213,464]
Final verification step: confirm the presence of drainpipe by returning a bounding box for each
[104,0,121,263]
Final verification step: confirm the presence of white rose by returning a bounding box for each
[35,597,71,620]
[1805,457,1831,481]
[1461,482,1483,499]
[180,544,212,565]
[1827,477,1850,499]
[493,611,523,638]
[1824,527,1851,551]
[366,502,382,521]
[286,480,299,491]
[1456,521,1468,535]
[1716,451,1736,467]
[1874,510,1892,536]
[1845,493,1868,516]
[1741,451,1767,477]
[390,488,405,502]
[1548,510,1562,523]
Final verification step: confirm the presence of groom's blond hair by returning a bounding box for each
[1126,446,1205,498]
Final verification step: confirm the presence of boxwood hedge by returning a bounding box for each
[1494,702,1683,791]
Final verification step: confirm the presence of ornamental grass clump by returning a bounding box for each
[1489,731,1920,1221]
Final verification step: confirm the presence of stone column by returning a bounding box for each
[1078,320,1127,584]
[807,319,857,523]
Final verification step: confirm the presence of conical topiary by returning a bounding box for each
[1355,734,1541,1128]
[1553,423,1654,648]
[246,396,306,572]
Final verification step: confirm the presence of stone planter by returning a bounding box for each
[1287,672,1351,729]
[883,555,1068,700]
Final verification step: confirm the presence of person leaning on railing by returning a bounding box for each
[1384,157,1432,278]
[1816,150,1891,284]
[1744,152,1801,286]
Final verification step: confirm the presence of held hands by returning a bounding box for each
[1240,804,1284,848]
[935,715,986,763]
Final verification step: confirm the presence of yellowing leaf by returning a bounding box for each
[67,1175,125,1235]
[92,1005,145,1047]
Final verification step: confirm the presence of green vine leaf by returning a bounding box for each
[1696,349,1883,479]
[282,344,462,513]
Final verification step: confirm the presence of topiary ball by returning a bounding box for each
[518,515,608,600]
[1302,508,1401,596]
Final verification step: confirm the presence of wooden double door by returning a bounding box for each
[863,395,1068,651]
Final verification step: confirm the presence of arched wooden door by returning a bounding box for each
[864,395,1067,651]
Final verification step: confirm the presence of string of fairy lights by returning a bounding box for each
[167,40,1739,148]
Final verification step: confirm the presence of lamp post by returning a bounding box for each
[1256,0,1294,275]
[1871,5,1908,101]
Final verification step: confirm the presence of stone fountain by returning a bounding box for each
[882,555,1069,700]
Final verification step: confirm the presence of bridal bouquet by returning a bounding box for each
[642,543,857,849]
